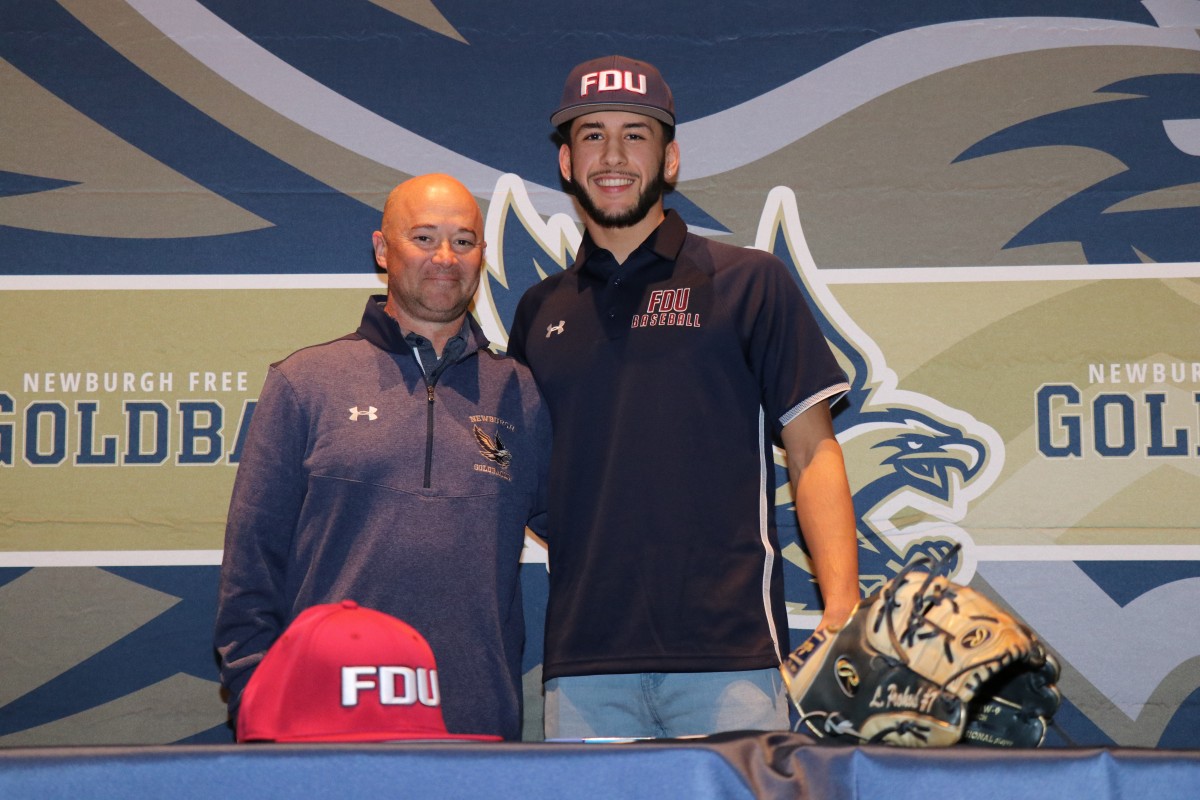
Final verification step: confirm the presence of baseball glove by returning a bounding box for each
[780,547,1059,747]
[960,646,1061,747]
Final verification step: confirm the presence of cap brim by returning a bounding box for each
[551,102,674,128]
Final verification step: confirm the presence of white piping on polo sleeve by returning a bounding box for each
[778,382,850,428]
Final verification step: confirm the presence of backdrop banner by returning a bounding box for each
[2,0,1198,747]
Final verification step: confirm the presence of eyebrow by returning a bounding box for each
[408,224,477,236]
[576,120,653,133]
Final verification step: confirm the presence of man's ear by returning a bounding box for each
[665,140,680,181]
[559,143,573,182]
[371,231,387,270]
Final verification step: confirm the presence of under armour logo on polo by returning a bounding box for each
[546,320,566,338]
[348,406,378,421]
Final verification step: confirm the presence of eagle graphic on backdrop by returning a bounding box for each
[755,188,1001,603]
[955,72,1200,264]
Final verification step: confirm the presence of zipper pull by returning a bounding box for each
[427,385,435,403]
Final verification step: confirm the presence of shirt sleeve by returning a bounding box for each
[741,254,849,436]
[212,365,308,715]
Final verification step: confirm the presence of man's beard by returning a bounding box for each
[570,165,667,229]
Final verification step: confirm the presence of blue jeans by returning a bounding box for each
[544,668,789,739]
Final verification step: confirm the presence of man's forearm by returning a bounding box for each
[782,402,860,629]
[791,440,859,628]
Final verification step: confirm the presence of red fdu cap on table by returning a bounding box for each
[237,600,500,742]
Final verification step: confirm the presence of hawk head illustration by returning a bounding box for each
[759,187,1003,602]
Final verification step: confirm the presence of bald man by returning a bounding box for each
[215,174,550,740]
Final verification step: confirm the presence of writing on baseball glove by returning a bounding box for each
[780,546,1059,747]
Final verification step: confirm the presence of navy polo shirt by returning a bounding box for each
[509,210,848,680]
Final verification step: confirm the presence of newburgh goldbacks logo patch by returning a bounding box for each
[470,416,515,481]
[473,425,511,467]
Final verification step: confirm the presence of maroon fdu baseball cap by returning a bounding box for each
[237,600,501,742]
[551,54,675,128]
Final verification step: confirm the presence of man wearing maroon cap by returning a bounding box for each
[508,55,860,739]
